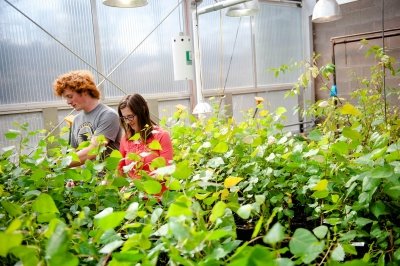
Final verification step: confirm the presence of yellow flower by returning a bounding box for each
[175,104,187,111]
[175,104,187,114]
[64,115,75,127]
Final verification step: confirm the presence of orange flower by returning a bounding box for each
[255,96,264,105]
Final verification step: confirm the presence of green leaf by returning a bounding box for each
[313,225,328,239]
[151,208,163,224]
[210,201,226,222]
[142,179,162,194]
[111,177,130,188]
[125,202,139,220]
[237,204,252,219]
[289,228,324,264]
[30,168,47,182]
[394,247,400,260]
[96,212,126,230]
[45,223,68,259]
[213,142,229,153]
[229,245,276,266]
[148,140,162,150]
[44,219,63,238]
[150,157,166,169]
[105,156,121,171]
[384,184,400,200]
[94,207,113,219]
[355,217,373,227]
[311,190,329,199]
[48,252,79,266]
[207,157,225,168]
[331,244,345,261]
[370,201,389,218]
[99,240,124,254]
[167,196,192,217]
[1,201,22,217]
[5,129,20,140]
[10,246,39,266]
[275,258,294,266]
[312,179,328,191]
[308,129,322,141]
[172,160,192,179]
[342,127,362,141]
[207,229,232,241]
[32,193,59,222]
[252,215,264,238]
[0,232,23,257]
[331,141,349,155]
[341,103,361,116]
[111,251,143,263]
[5,219,22,234]
[263,222,285,245]
[129,133,141,141]
[370,165,393,179]
[275,107,287,116]
[109,149,123,158]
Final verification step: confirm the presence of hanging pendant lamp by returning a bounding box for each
[312,0,342,23]
[226,0,259,17]
[102,0,148,8]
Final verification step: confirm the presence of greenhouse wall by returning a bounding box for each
[0,0,306,149]
[312,0,400,105]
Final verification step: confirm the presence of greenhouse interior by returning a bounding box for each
[0,0,399,265]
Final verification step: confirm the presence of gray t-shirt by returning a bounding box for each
[70,103,122,156]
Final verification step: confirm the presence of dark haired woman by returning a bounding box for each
[117,94,173,195]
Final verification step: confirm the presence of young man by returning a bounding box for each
[53,70,122,167]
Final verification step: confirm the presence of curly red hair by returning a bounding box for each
[53,70,100,99]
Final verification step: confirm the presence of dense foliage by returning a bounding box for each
[0,46,399,265]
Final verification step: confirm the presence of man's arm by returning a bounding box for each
[69,136,109,167]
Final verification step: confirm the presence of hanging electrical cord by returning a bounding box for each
[218,7,224,99]
[195,1,204,97]
[178,0,183,33]
[381,0,387,125]
[218,17,242,111]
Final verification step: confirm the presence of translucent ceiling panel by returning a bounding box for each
[0,0,96,105]
[196,0,254,91]
[254,3,303,86]
[97,0,188,98]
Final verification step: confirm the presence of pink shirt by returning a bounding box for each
[119,126,173,179]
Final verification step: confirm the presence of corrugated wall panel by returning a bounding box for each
[0,0,97,105]
[198,3,254,91]
[0,112,44,151]
[255,3,303,85]
[232,90,299,131]
[97,0,188,98]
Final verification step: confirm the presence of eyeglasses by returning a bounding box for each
[120,114,136,122]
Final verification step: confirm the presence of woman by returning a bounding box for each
[117,94,173,195]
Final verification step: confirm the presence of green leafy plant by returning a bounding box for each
[0,44,399,265]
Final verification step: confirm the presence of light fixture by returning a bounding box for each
[226,0,259,17]
[312,0,342,23]
[191,0,258,116]
[102,0,148,8]
[192,100,213,115]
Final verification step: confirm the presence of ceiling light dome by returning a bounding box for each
[226,0,259,17]
[312,0,342,23]
[102,0,148,8]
